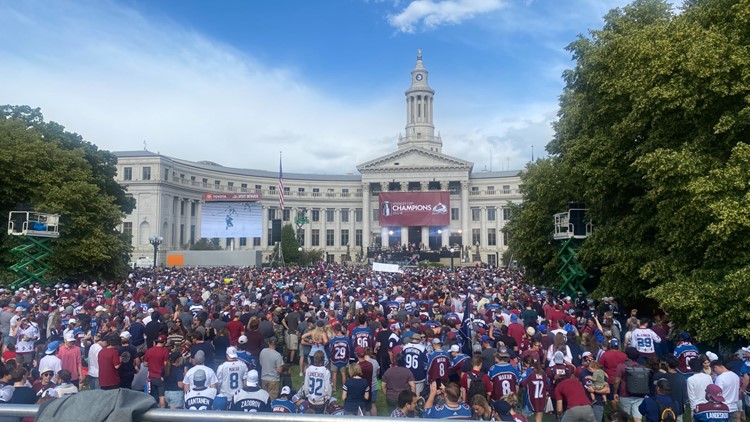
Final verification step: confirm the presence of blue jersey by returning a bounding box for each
[488,362,520,400]
[271,398,296,413]
[424,403,472,419]
[328,335,353,367]
[90,317,100,337]
[674,343,700,376]
[451,353,471,374]
[386,301,400,315]
[401,344,428,382]
[351,327,373,350]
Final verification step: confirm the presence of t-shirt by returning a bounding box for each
[555,377,592,409]
[143,346,169,378]
[58,345,82,381]
[190,342,216,370]
[714,371,741,412]
[259,348,283,381]
[164,363,185,391]
[97,347,121,387]
[183,365,219,388]
[8,386,37,404]
[342,377,370,414]
[382,366,415,404]
[87,343,103,378]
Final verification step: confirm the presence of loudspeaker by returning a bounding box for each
[567,202,587,237]
[271,219,282,243]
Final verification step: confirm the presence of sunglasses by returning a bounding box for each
[42,373,53,377]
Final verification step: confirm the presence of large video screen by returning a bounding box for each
[200,202,262,238]
[379,192,450,227]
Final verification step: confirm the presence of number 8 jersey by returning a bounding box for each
[216,359,248,399]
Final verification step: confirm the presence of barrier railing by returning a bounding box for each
[0,404,394,421]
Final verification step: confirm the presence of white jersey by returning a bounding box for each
[183,365,219,388]
[232,388,271,412]
[302,364,332,406]
[184,386,217,410]
[629,328,661,354]
[216,359,248,398]
[16,325,38,353]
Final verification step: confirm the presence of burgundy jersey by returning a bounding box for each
[426,352,451,383]
[521,371,549,412]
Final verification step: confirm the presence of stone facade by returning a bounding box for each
[113,51,522,265]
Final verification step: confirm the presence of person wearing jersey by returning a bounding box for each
[693,384,730,422]
[328,324,353,391]
[547,351,574,402]
[424,380,473,419]
[629,318,661,362]
[449,344,471,384]
[231,369,272,412]
[521,356,550,422]
[460,355,492,404]
[402,333,428,395]
[351,315,373,350]
[184,369,217,411]
[272,385,296,413]
[183,350,218,393]
[638,378,675,422]
[427,338,452,385]
[673,332,699,377]
[216,347,247,409]
[489,348,520,401]
[297,350,332,413]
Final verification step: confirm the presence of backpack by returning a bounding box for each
[467,372,487,402]
[655,397,676,422]
[624,361,650,396]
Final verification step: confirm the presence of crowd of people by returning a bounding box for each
[0,263,747,421]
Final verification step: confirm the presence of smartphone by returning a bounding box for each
[436,379,443,389]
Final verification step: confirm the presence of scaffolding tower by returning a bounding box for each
[553,203,592,295]
[6,211,60,289]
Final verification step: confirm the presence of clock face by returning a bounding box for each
[415,73,423,81]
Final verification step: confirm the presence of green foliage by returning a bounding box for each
[507,0,750,341]
[0,106,135,281]
[298,248,324,267]
[272,224,300,265]
[190,238,223,250]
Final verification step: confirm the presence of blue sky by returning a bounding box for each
[0,0,640,174]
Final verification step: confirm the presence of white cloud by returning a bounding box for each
[388,0,505,33]
[0,1,403,174]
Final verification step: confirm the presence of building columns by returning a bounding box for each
[461,180,470,247]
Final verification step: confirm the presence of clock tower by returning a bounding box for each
[398,49,442,153]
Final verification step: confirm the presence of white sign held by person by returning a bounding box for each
[372,263,403,274]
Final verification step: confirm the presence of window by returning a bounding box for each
[282,209,291,221]
[326,229,335,246]
[503,207,511,221]
[487,186,495,193]
[225,237,232,248]
[448,181,461,194]
[239,237,247,246]
[342,188,349,197]
[215,180,220,188]
[298,187,305,194]
[355,208,363,222]
[312,229,320,246]
[241,183,248,191]
[341,229,349,247]
[428,181,441,190]
[373,209,379,222]
[388,182,401,191]
[180,202,185,215]
[312,188,320,196]
[179,173,185,180]
[472,229,481,246]
[122,222,132,240]
[341,209,349,222]
[284,187,290,194]
[487,208,496,221]
[267,228,273,246]
[142,166,151,180]
[202,178,208,186]
[253,237,261,246]
[123,167,132,181]
[269,186,276,193]
[488,230,497,246]
[503,185,511,194]
[190,225,195,245]
[487,254,497,266]
[471,186,479,192]
[191,202,196,217]
[311,209,320,222]
[370,183,381,195]
[451,208,459,221]
[326,209,334,222]
[408,182,421,191]
[163,168,169,181]
[228,182,234,190]
[471,208,481,221]
[355,229,363,247]
[255,184,262,192]
[503,232,509,246]
[268,208,276,220]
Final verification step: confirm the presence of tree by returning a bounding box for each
[507,0,750,340]
[272,224,300,265]
[0,106,135,281]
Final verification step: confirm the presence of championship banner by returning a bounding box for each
[378,191,449,227]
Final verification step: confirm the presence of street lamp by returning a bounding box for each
[148,236,163,268]
[298,246,303,266]
[450,247,455,269]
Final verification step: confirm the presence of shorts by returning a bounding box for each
[16,352,33,366]
[287,334,299,351]
[149,377,165,397]
[164,390,184,408]
[213,395,229,410]
[618,396,644,419]
[330,364,347,373]
[370,385,378,402]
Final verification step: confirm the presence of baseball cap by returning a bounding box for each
[449,345,460,353]
[45,341,60,355]
[95,306,105,312]
[193,369,207,383]
[120,331,132,339]
[238,335,248,344]
[245,369,259,387]
[411,333,422,342]
[526,327,536,337]
[14,306,24,312]
[280,386,291,396]
[156,334,167,343]
[433,338,442,345]
[582,351,593,360]
[64,332,75,342]
[226,347,238,359]
[553,351,565,364]
[67,318,77,324]
[194,350,206,364]
[510,314,518,322]
[609,338,619,348]
[705,384,725,403]
[355,346,366,357]
[706,351,719,362]
[480,335,490,343]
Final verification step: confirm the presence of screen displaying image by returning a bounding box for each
[200,201,262,238]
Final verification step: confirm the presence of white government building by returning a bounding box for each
[114,51,522,266]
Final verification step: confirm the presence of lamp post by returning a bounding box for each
[450,247,455,269]
[298,246,303,266]
[148,236,163,268]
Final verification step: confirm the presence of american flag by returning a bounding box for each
[278,153,284,210]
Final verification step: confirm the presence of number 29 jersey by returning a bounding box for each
[328,335,353,367]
